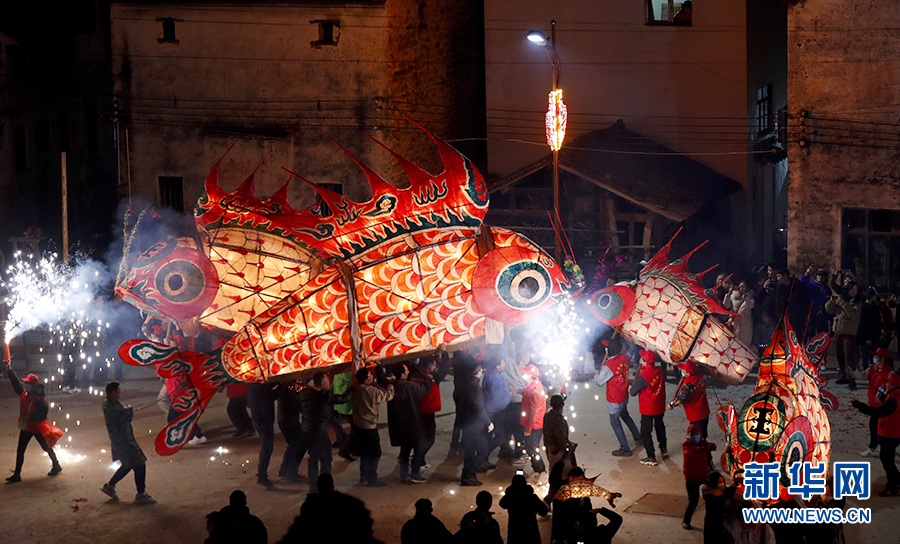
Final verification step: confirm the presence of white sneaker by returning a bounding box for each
[67,387,81,394]
[187,436,207,446]
[100,483,118,500]
[134,492,156,505]
[511,456,530,467]
[61,386,71,393]
[860,449,878,458]
[420,464,431,472]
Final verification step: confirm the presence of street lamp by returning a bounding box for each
[527,21,566,264]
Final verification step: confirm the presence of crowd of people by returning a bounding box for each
[6,260,900,543]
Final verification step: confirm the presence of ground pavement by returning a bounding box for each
[0,360,895,543]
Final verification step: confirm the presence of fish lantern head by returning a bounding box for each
[588,285,637,327]
[472,234,569,325]
[115,237,219,327]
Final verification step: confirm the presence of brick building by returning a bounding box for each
[110,0,485,213]
[786,0,900,291]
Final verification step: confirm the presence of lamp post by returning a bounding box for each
[527,21,566,264]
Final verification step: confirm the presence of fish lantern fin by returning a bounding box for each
[118,339,232,455]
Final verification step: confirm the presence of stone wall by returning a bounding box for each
[786,0,900,274]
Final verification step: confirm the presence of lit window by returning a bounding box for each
[647,0,692,26]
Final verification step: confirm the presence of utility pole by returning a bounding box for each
[61,152,68,264]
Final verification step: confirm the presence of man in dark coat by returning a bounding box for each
[249,381,286,488]
[499,474,549,544]
[401,498,453,544]
[277,382,306,481]
[220,490,267,544]
[277,474,384,544]
[300,372,350,492]
[455,362,492,486]
[388,363,433,483]
[5,360,61,482]
[455,490,503,544]
[100,381,155,504]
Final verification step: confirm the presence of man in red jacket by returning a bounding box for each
[594,338,641,457]
[5,359,62,482]
[521,364,547,478]
[681,423,716,530]
[852,371,900,496]
[415,344,451,470]
[668,361,710,439]
[630,349,667,467]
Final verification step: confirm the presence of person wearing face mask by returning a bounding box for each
[681,423,716,530]
[861,348,895,458]
[668,361,710,439]
[4,359,63,483]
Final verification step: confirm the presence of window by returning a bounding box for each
[159,176,185,212]
[647,0,692,25]
[756,84,772,136]
[14,126,27,173]
[157,18,179,44]
[310,19,340,47]
[34,117,51,153]
[842,208,900,291]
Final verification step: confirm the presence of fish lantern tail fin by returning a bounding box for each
[803,332,839,410]
[118,339,231,455]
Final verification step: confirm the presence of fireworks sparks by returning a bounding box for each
[3,251,116,466]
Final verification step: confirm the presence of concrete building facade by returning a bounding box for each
[110,0,485,214]
[786,0,900,291]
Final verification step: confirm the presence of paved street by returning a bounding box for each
[0,360,895,543]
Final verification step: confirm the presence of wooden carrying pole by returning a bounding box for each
[61,152,68,263]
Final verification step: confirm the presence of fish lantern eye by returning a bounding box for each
[118,238,219,321]
[588,286,636,326]
[473,246,561,325]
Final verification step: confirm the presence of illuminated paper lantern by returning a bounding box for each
[545,89,567,151]
[115,121,570,455]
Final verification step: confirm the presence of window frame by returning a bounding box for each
[841,207,900,291]
[756,84,773,137]
[646,0,692,26]
[158,176,185,213]
[157,18,181,44]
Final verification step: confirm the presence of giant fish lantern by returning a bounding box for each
[586,231,757,385]
[115,121,569,454]
[716,316,834,502]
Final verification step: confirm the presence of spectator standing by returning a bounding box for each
[701,473,736,544]
[455,362,493,486]
[226,383,255,438]
[350,366,395,487]
[220,490,267,544]
[99,381,155,504]
[455,490,503,544]
[5,361,62,482]
[862,349,895,457]
[723,282,755,348]
[682,423,716,530]
[499,473,549,544]
[401,498,453,544]
[851,373,900,496]
[387,363,432,483]
[300,372,350,491]
[858,288,895,371]
[450,350,476,449]
[414,345,451,468]
[800,267,833,337]
[594,339,641,457]
[631,349,667,466]
[521,364,547,478]
[483,357,512,460]
[543,394,575,473]
[277,473,382,544]
[550,467,597,544]
[668,361,710,439]
[248,381,286,487]
[826,282,862,390]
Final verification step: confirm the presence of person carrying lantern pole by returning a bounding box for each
[668,360,711,439]
[630,349,667,467]
[851,371,900,496]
